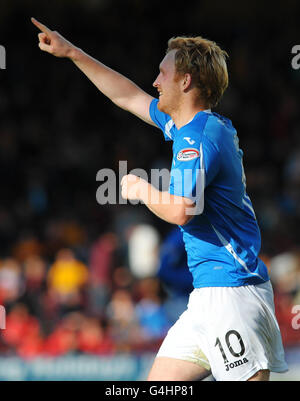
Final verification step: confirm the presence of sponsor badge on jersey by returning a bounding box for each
[177,148,199,162]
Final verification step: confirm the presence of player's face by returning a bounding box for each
[153,49,182,115]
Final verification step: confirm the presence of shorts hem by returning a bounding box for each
[269,365,289,373]
[223,364,267,381]
[222,363,289,381]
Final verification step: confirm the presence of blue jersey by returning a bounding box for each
[149,98,269,288]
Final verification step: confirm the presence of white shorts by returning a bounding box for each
[157,280,288,381]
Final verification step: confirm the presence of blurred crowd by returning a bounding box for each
[0,222,177,358]
[0,1,299,359]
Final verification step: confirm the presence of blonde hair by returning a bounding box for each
[167,36,229,108]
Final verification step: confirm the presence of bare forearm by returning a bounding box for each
[121,175,195,225]
[32,18,154,122]
[69,47,145,110]
[139,181,194,226]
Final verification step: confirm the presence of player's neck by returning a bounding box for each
[171,102,209,130]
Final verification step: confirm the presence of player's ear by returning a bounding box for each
[182,73,192,91]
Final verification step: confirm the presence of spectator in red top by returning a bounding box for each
[77,316,115,355]
[2,303,43,358]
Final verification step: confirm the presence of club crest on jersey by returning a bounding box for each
[177,148,199,162]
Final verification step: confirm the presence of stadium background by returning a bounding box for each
[0,0,299,380]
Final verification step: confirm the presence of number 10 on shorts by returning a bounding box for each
[215,330,248,372]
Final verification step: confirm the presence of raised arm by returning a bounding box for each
[31,18,155,125]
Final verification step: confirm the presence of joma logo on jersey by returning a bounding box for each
[225,357,249,371]
[183,137,195,145]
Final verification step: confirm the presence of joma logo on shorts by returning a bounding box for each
[225,357,249,371]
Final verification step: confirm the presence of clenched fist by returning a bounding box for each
[121,174,149,202]
[31,17,76,58]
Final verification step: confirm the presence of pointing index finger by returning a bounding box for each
[31,17,52,35]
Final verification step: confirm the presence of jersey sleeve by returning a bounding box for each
[169,135,220,212]
[149,98,174,141]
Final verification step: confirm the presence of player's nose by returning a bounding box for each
[152,75,159,88]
